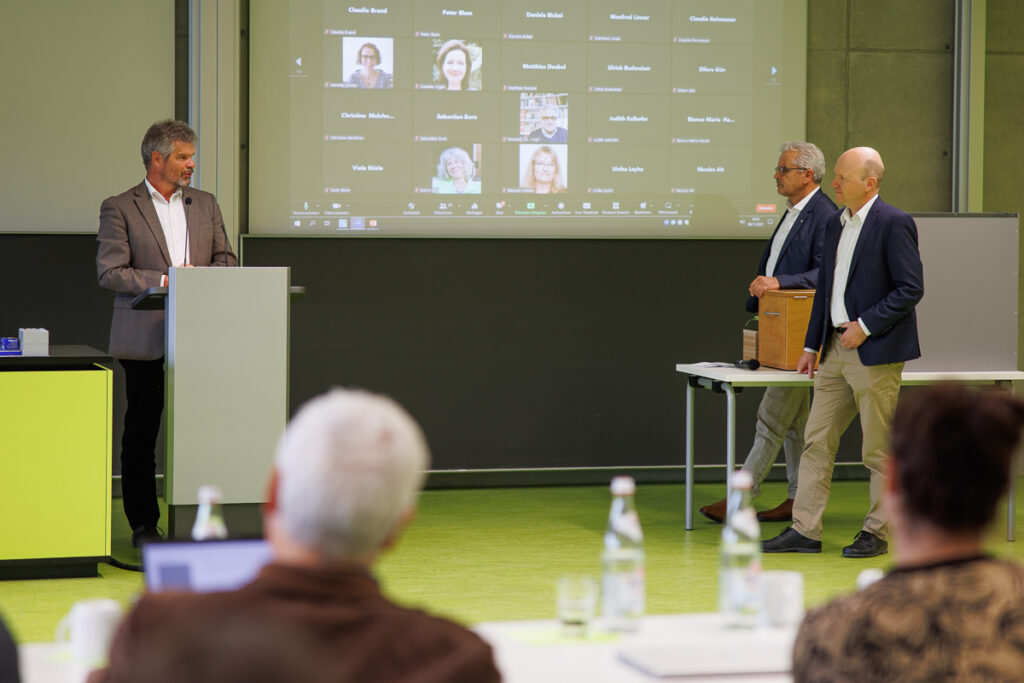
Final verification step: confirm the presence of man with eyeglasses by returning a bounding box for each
[762,146,923,558]
[528,103,568,143]
[701,141,837,524]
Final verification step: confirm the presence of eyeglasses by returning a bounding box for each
[774,166,809,174]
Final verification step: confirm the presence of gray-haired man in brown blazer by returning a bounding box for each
[97,120,236,546]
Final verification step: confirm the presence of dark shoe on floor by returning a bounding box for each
[699,499,727,523]
[756,497,794,523]
[842,530,888,558]
[131,523,164,548]
[762,526,821,553]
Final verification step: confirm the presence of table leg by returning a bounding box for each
[724,384,736,498]
[686,381,695,530]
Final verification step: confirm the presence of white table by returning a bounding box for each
[675,364,1024,538]
[19,643,90,683]
[476,613,795,682]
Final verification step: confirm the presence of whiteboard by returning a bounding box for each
[909,213,1019,372]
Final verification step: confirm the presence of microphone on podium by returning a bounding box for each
[734,359,760,371]
[184,196,192,265]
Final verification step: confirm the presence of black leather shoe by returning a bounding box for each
[131,523,164,548]
[842,530,888,558]
[762,527,821,553]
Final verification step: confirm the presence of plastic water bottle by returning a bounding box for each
[719,470,762,628]
[192,485,228,540]
[601,476,645,632]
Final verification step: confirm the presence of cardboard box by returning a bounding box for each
[757,290,816,370]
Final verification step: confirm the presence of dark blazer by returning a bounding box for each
[746,188,838,313]
[803,197,924,366]
[96,181,237,360]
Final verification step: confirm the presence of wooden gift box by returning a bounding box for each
[757,289,816,370]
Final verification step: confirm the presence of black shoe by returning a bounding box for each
[842,530,888,558]
[131,523,164,548]
[762,527,822,553]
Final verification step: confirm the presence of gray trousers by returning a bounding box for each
[742,385,810,499]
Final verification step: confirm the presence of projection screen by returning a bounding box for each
[250,0,808,238]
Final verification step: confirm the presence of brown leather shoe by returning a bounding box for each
[756,498,794,523]
[699,499,727,523]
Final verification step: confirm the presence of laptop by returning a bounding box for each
[142,538,272,593]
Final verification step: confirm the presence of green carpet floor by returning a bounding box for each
[3,479,1024,643]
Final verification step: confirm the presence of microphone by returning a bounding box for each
[183,196,192,266]
[734,359,760,371]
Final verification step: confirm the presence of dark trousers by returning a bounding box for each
[120,358,164,530]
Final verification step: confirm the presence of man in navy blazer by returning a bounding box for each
[763,147,923,558]
[97,120,237,547]
[701,141,836,524]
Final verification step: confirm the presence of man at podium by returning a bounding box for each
[96,119,237,547]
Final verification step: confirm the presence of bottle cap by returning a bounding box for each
[197,485,223,504]
[730,470,754,490]
[610,476,636,496]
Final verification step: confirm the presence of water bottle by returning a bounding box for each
[719,470,762,628]
[601,476,645,632]
[192,485,228,540]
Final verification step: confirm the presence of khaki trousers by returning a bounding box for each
[791,335,903,541]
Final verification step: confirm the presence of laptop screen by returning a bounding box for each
[142,538,273,593]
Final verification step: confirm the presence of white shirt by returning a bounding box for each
[830,194,880,335]
[144,179,189,268]
[765,187,819,277]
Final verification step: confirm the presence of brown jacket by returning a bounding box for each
[94,562,501,683]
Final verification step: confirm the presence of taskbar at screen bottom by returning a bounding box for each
[272,213,778,238]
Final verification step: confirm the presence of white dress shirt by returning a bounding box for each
[144,178,189,268]
[830,194,880,335]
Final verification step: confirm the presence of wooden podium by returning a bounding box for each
[757,289,816,371]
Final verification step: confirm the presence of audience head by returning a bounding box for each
[141,120,197,170]
[436,39,472,90]
[889,384,1024,533]
[270,388,430,564]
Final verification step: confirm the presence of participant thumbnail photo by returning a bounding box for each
[520,93,568,143]
[341,37,395,89]
[434,38,482,91]
[519,144,567,194]
[432,144,483,194]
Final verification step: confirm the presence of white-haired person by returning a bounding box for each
[527,104,567,144]
[91,389,500,683]
[432,147,481,194]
